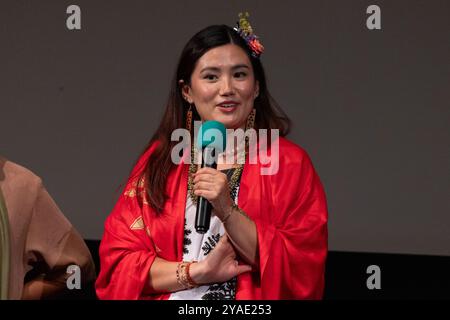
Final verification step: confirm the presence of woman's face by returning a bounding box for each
[182,43,259,129]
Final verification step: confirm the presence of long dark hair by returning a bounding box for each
[135,24,291,213]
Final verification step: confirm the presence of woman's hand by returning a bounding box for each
[191,234,252,285]
[192,167,233,220]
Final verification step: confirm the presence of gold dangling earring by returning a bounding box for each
[186,104,193,132]
[245,108,256,131]
[244,108,256,161]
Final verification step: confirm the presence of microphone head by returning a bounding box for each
[197,120,227,152]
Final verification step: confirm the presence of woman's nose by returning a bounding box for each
[219,77,235,96]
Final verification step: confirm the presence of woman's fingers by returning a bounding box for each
[194,167,219,176]
[215,234,233,253]
[193,185,227,202]
[235,264,252,275]
[193,189,214,199]
[221,235,237,257]
[193,173,215,184]
[193,181,215,191]
[204,234,251,282]
[215,234,228,248]
[193,175,227,186]
[193,169,227,182]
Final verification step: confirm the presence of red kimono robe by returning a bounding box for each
[95,137,328,300]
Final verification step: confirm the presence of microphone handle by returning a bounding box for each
[195,147,217,234]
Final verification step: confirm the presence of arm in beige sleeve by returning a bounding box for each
[22,182,95,299]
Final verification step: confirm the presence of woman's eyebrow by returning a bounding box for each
[231,64,250,70]
[200,66,221,73]
[200,64,250,73]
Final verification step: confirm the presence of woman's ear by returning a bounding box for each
[179,79,192,103]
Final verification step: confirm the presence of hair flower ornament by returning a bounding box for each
[233,12,265,58]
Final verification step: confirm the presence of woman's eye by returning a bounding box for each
[234,72,247,78]
[204,74,218,81]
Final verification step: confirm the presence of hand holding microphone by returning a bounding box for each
[193,167,234,221]
[194,121,234,233]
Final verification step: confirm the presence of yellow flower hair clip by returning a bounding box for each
[233,12,265,58]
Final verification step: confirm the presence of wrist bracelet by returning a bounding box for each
[185,261,198,288]
[176,261,198,289]
[221,204,237,224]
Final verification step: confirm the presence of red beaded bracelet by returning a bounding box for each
[185,261,199,288]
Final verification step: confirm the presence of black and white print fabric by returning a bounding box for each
[169,168,241,300]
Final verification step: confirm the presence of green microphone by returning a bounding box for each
[195,121,227,234]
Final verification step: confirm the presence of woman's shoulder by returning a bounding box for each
[0,156,43,192]
[276,136,313,166]
[119,139,164,208]
[269,137,325,194]
[252,136,317,178]
[128,140,161,180]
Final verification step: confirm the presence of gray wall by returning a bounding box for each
[1,0,448,256]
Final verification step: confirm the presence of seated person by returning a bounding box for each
[0,156,95,299]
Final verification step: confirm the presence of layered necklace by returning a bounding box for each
[187,141,245,205]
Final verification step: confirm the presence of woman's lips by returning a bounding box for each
[217,103,239,112]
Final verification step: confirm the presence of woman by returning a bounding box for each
[96,13,328,300]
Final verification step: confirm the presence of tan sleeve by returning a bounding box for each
[25,181,96,292]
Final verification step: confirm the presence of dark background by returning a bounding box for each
[0,0,448,266]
